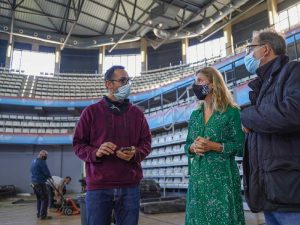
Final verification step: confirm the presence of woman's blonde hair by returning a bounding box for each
[196,66,238,112]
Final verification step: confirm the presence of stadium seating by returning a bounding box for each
[0,57,219,99]
[0,114,77,134]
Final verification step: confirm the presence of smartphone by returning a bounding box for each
[120,147,133,152]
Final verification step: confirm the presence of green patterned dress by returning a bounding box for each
[185,105,245,225]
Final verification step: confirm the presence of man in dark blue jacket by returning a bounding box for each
[241,29,300,225]
[30,150,52,220]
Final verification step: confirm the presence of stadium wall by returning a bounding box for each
[0,144,82,193]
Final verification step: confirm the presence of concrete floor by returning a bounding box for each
[0,196,265,225]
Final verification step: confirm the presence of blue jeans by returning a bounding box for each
[85,185,140,225]
[264,211,300,225]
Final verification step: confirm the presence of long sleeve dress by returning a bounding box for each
[184,105,245,225]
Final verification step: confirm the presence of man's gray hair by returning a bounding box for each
[39,150,48,157]
[253,29,286,55]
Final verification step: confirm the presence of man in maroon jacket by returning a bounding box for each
[73,65,152,225]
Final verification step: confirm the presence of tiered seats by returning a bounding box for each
[35,76,104,99]
[142,127,243,189]
[0,59,213,99]
[0,72,25,96]
[0,114,78,134]
[142,128,189,189]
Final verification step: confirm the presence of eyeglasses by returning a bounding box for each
[245,44,265,55]
[109,77,132,85]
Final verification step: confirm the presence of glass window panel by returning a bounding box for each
[127,55,135,76]
[135,55,141,77]
[11,50,22,71]
[187,45,197,64]
[112,56,121,65]
[198,43,205,61]
[288,7,299,27]
[212,39,220,57]
[103,54,141,77]
[11,50,55,75]
[204,42,213,59]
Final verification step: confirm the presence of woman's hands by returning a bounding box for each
[189,137,222,156]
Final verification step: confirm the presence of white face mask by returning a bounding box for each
[113,83,131,100]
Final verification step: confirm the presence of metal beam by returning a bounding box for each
[5,0,13,8]
[33,0,59,32]
[15,0,24,8]
[61,0,85,50]
[0,6,76,22]
[120,0,131,26]
[9,9,15,45]
[102,0,120,34]
[112,0,121,35]
[90,0,175,37]
[60,0,71,33]
[90,0,174,31]
[45,0,127,32]
[0,0,102,34]
[200,0,264,42]
[123,0,175,22]
[131,0,137,25]
[151,1,213,49]
[0,14,58,31]
[181,8,186,25]
[108,1,156,53]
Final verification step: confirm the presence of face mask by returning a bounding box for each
[113,83,131,101]
[192,84,211,100]
[41,156,47,160]
[244,52,261,74]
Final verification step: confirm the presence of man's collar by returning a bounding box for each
[257,55,289,80]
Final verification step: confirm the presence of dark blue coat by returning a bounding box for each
[241,55,300,212]
[30,158,51,183]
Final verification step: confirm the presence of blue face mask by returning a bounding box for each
[244,52,261,74]
[114,83,131,100]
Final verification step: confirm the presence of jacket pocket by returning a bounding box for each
[264,158,300,204]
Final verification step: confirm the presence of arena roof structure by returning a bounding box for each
[0,0,264,50]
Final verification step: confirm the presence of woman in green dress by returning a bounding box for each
[185,66,245,225]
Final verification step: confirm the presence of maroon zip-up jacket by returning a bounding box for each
[73,98,152,190]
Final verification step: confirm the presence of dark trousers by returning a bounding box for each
[33,183,48,218]
[46,184,55,208]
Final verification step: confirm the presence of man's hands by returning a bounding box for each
[96,142,136,161]
[96,142,116,158]
[116,146,136,161]
[189,137,222,156]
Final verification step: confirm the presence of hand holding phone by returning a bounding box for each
[117,146,136,161]
[120,147,133,152]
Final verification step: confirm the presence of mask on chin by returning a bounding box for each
[244,52,262,74]
[192,84,211,100]
[113,83,131,101]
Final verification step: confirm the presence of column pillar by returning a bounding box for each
[140,38,147,72]
[98,46,105,74]
[54,47,61,73]
[223,23,234,56]
[181,38,188,64]
[32,43,39,51]
[5,43,13,68]
[267,0,278,26]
